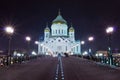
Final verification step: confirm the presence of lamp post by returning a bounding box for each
[4,26,14,65]
[106,27,114,65]
[34,41,39,55]
[25,36,31,59]
[81,41,85,58]
[88,36,94,59]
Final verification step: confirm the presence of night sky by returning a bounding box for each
[0,0,120,52]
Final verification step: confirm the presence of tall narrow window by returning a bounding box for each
[56,30,57,34]
[40,46,42,52]
[77,46,78,52]
[73,47,75,52]
[66,46,67,51]
[62,30,63,34]
[65,30,67,34]
[46,34,48,37]
[53,30,54,34]
[59,30,60,34]
[71,48,73,51]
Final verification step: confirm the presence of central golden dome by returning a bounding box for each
[52,11,67,24]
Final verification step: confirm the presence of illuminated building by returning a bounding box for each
[38,11,81,56]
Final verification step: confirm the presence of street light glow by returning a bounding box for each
[35,41,39,44]
[83,51,88,55]
[106,26,114,65]
[106,27,114,34]
[4,26,15,65]
[81,41,85,45]
[88,36,94,41]
[26,36,31,41]
[5,26,14,34]
[31,51,37,55]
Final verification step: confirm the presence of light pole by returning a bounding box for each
[34,41,39,55]
[88,36,94,59]
[25,36,31,59]
[106,27,114,65]
[81,41,85,58]
[4,26,14,65]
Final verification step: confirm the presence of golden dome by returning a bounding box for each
[44,27,50,32]
[52,11,67,24]
[69,27,74,32]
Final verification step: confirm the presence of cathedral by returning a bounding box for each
[38,11,81,56]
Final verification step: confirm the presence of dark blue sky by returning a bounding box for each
[0,0,120,52]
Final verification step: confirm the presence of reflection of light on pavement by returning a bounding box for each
[55,55,64,80]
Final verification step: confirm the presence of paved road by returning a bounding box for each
[0,56,120,80]
[62,56,120,80]
[0,57,58,80]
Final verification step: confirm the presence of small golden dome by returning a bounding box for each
[69,27,74,32]
[44,27,50,32]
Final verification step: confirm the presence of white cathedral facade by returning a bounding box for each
[38,11,81,56]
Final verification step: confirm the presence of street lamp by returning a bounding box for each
[35,41,39,45]
[4,26,14,65]
[25,36,31,57]
[81,41,85,45]
[88,36,94,59]
[106,27,114,34]
[88,36,94,41]
[81,41,85,58]
[106,27,114,65]
[26,36,31,42]
[34,41,39,55]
